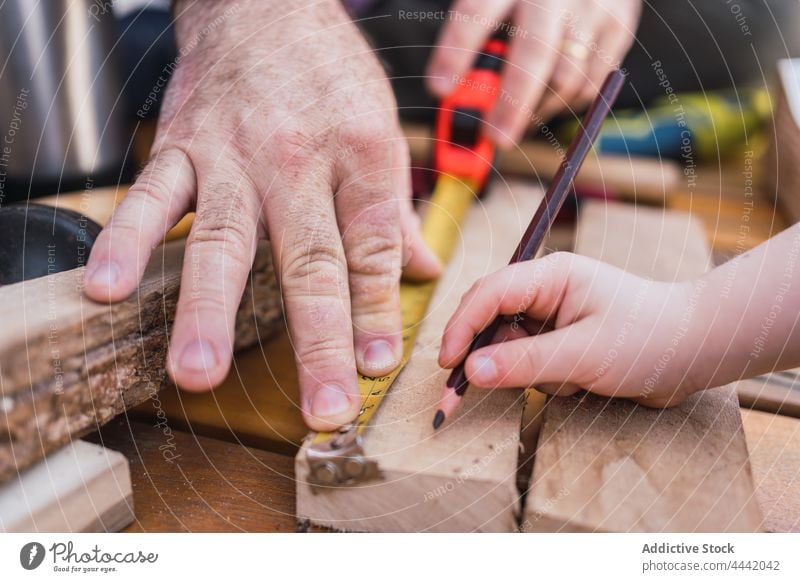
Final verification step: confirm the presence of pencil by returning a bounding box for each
[433,69,626,430]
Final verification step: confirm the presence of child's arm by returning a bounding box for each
[689,223,800,388]
[438,223,800,406]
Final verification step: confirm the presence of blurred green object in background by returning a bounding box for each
[562,89,771,162]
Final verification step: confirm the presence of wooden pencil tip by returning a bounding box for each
[433,409,445,430]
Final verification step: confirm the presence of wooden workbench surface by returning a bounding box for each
[91,323,800,533]
[88,418,298,532]
[68,127,798,531]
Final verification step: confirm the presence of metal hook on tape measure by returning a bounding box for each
[305,426,381,488]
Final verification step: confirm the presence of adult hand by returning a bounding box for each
[84,0,440,430]
[426,0,641,146]
[439,252,705,407]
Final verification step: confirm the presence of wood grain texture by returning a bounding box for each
[523,201,762,532]
[0,241,283,481]
[86,419,298,532]
[296,181,543,532]
[0,440,133,532]
[737,369,800,418]
[741,409,800,532]
[764,59,800,224]
[131,332,307,456]
[667,188,786,254]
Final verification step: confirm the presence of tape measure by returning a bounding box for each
[304,34,507,487]
[305,175,477,486]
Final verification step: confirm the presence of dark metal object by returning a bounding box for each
[0,0,129,200]
[305,428,381,488]
[0,204,101,285]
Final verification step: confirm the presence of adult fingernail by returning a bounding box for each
[87,260,119,288]
[362,340,399,373]
[311,384,353,418]
[428,69,454,96]
[472,355,497,384]
[179,339,218,372]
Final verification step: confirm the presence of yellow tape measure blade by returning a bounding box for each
[305,176,478,485]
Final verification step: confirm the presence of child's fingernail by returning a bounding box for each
[472,355,497,384]
[419,243,442,275]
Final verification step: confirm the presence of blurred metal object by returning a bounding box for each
[0,0,127,198]
[0,203,102,284]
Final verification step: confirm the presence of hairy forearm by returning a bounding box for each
[171,0,343,42]
[689,223,800,388]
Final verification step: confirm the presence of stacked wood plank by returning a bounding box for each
[522,201,763,532]
[0,440,133,532]
[0,241,284,481]
[737,370,800,418]
[741,409,800,532]
[764,59,800,224]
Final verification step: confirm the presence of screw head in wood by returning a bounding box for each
[343,457,366,479]
[313,462,338,485]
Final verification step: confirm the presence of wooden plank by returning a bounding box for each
[0,440,133,532]
[131,332,307,455]
[737,369,800,418]
[0,241,283,481]
[667,189,785,254]
[295,180,543,532]
[523,201,762,532]
[86,419,298,532]
[764,59,800,224]
[741,409,800,532]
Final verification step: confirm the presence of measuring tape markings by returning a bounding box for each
[305,175,478,486]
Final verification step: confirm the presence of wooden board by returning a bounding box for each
[764,59,800,224]
[131,332,307,455]
[0,440,133,532]
[741,409,800,532]
[523,201,762,532]
[0,241,283,481]
[86,419,298,532]
[737,369,800,418]
[667,189,785,254]
[295,180,543,532]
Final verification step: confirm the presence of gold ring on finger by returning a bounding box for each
[561,39,590,62]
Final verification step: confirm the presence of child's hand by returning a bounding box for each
[439,252,705,407]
